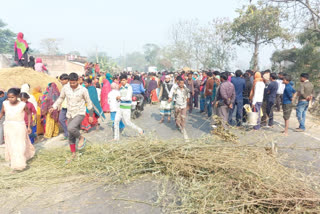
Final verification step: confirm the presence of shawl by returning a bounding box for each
[101,79,111,112]
[249,72,263,100]
[87,86,106,120]
[32,86,43,106]
[146,80,158,97]
[106,73,113,84]
[41,83,60,121]
[21,84,38,109]
[14,32,28,60]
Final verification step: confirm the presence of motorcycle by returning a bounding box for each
[131,94,145,119]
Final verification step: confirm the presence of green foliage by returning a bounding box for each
[143,43,160,66]
[88,52,118,73]
[0,19,16,55]
[230,4,291,70]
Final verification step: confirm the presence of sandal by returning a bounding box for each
[78,137,87,150]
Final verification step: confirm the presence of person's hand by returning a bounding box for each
[252,104,255,109]
[49,108,54,114]
[89,116,94,123]
[215,102,218,108]
[229,104,233,109]
[168,98,172,103]
[116,96,121,101]
[27,127,32,135]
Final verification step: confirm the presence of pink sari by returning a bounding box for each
[101,79,111,112]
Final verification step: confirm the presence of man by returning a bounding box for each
[295,73,314,132]
[261,71,271,126]
[58,73,69,140]
[159,75,174,123]
[114,74,144,140]
[199,71,207,113]
[229,70,245,126]
[205,72,215,118]
[282,75,297,136]
[275,72,286,112]
[242,73,252,123]
[266,73,279,127]
[246,70,254,84]
[216,73,235,127]
[50,73,93,161]
[0,89,7,145]
[130,75,146,109]
[169,76,190,134]
[185,72,195,113]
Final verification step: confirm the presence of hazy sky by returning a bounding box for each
[0,0,276,69]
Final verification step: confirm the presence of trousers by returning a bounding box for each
[114,108,142,140]
[59,108,68,137]
[67,115,85,145]
[175,107,187,129]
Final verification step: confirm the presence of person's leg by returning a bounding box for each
[67,115,85,157]
[276,94,281,112]
[59,109,68,138]
[200,92,205,112]
[194,92,199,108]
[253,102,262,130]
[236,99,243,126]
[242,98,249,123]
[0,116,4,144]
[206,96,213,117]
[267,101,275,127]
[189,94,193,113]
[121,109,143,134]
[114,111,122,140]
[180,108,187,129]
[175,108,181,128]
[261,101,267,126]
[228,101,235,125]
[301,102,309,130]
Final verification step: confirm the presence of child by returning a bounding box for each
[35,58,48,73]
[114,74,143,141]
[108,83,125,134]
[0,88,35,171]
[20,93,37,144]
[282,75,297,136]
[59,74,69,140]
[50,73,93,161]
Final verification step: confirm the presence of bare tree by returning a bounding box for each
[40,38,62,55]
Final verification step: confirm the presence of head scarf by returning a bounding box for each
[14,32,28,60]
[21,83,38,109]
[106,73,113,84]
[36,58,42,63]
[41,83,60,121]
[249,72,263,100]
[32,86,42,106]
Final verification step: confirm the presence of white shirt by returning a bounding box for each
[108,90,120,112]
[96,88,101,101]
[276,79,285,95]
[252,82,265,105]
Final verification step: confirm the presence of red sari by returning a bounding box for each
[101,79,111,112]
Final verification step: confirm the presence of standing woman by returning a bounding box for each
[32,86,44,135]
[101,79,111,113]
[41,83,60,139]
[14,32,29,67]
[147,77,158,104]
[0,88,35,171]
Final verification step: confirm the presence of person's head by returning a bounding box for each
[20,92,30,103]
[243,73,249,79]
[29,56,35,62]
[96,82,101,89]
[300,73,309,82]
[111,82,119,90]
[270,73,278,81]
[133,75,140,81]
[84,78,92,88]
[0,91,4,98]
[213,71,220,76]
[7,88,20,104]
[165,75,171,83]
[246,70,253,77]
[69,73,79,89]
[264,69,271,74]
[177,77,185,88]
[187,72,193,80]
[202,71,207,77]
[59,73,69,85]
[235,70,242,77]
[120,74,128,86]
[220,73,228,82]
[283,75,292,85]
[207,72,213,78]
[278,72,284,80]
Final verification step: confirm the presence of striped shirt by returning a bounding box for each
[120,84,133,109]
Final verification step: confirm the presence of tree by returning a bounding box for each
[261,0,320,32]
[68,51,81,56]
[88,52,119,73]
[230,4,291,71]
[40,38,62,55]
[116,51,147,71]
[0,19,16,54]
[143,43,160,66]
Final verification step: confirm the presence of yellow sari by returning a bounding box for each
[32,87,44,135]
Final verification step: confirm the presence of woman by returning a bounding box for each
[147,77,158,104]
[81,78,106,132]
[14,32,29,67]
[41,83,60,138]
[32,86,45,135]
[101,79,111,113]
[21,84,38,110]
[35,58,48,73]
[106,73,113,84]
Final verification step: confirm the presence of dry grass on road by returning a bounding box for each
[1,135,320,213]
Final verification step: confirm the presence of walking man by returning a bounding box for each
[295,73,314,132]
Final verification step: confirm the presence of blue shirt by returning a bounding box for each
[131,82,145,95]
[0,93,7,111]
[231,77,245,101]
[283,84,296,104]
[267,81,278,102]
